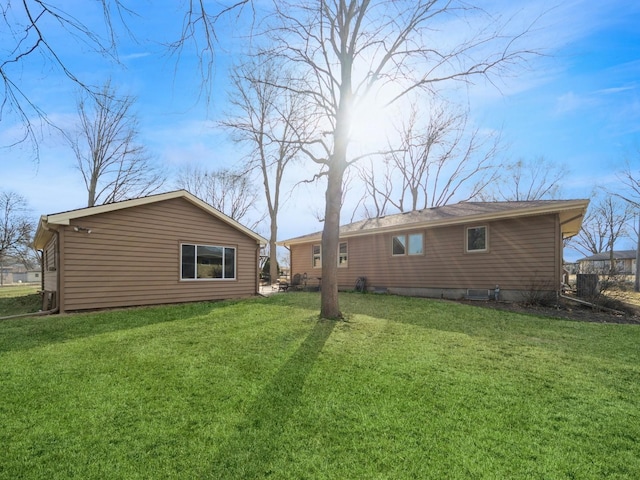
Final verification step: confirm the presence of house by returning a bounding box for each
[33,190,267,313]
[280,199,589,302]
[11,269,41,284]
[577,250,637,276]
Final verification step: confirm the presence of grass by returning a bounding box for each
[1,292,639,479]
[0,284,41,317]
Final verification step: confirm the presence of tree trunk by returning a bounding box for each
[88,176,97,207]
[609,244,615,276]
[269,213,279,285]
[320,164,344,319]
[635,214,639,292]
[320,58,352,319]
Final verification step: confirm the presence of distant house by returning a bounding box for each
[33,190,267,313]
[280,200,589,302]
[577,250,637,276]
[11,269,41,284]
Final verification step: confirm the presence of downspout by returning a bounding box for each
[0,306,60,321]
[559,293,626,316]
[256,243,261,295]
[635,213,639,293]
[40,248,45,292]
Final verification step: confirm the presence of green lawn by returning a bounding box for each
[1,292,639,479]
[0,284,41,317]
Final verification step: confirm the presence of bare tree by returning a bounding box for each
[175,163,265,230]
[615,158,640,291]
[356,100,501,217]
[570,195,633,274]
[260,1,538,318]
[67,81,165,207]
[0,191,33,285]
[221,58,313,284]
[480,156,566,201]
[616,159,640,208]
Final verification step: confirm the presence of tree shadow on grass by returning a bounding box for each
[204,318,336,478]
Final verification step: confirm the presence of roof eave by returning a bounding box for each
[40,190,268,246]
[33,215,55,250]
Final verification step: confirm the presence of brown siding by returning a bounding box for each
[290,213,561,294]
[59,197,259,312]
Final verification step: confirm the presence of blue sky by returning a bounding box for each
[2,1,639,258]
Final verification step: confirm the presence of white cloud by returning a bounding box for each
[554,91,593,115]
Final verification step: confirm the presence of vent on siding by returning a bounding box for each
[466,289,490,300]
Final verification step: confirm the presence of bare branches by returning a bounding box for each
[569,195,634,258]
[616,158,640,209]
[165,0,255,106]
[67,81,165,207]
[1,1,134,154]
[220,55,318,281]
[174,163,265,231]
[356,98,501,217]
[2,1,253,156]
[480,156,566,202]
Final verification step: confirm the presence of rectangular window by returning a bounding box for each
[392,235,406,255]
[338,242,348,267]
[312,244,322,268]
[312,242,347,268]
[408,233,423,255]
[393,233,423,256]
[181,243,236,280]
[466,226,487,252]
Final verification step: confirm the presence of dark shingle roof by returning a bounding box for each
[577,250,637,262]
[281,199,590,245]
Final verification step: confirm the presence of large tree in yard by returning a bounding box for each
[221,58,314,287]
[262,0,538,318]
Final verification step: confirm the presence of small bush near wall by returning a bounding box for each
[520,279,557,307]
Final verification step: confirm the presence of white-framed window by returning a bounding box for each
[392,233,423,256]
[392,235,407,255]
[312,242,349,268]
[338,241,348,267]
[466,226,488,252]
[181,243,236,280]
[312,244,322,268]
[408,233,423,255]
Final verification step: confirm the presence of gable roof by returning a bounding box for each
[577,250,637,262]
[34,190,267,249]
[280,199,590,246]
